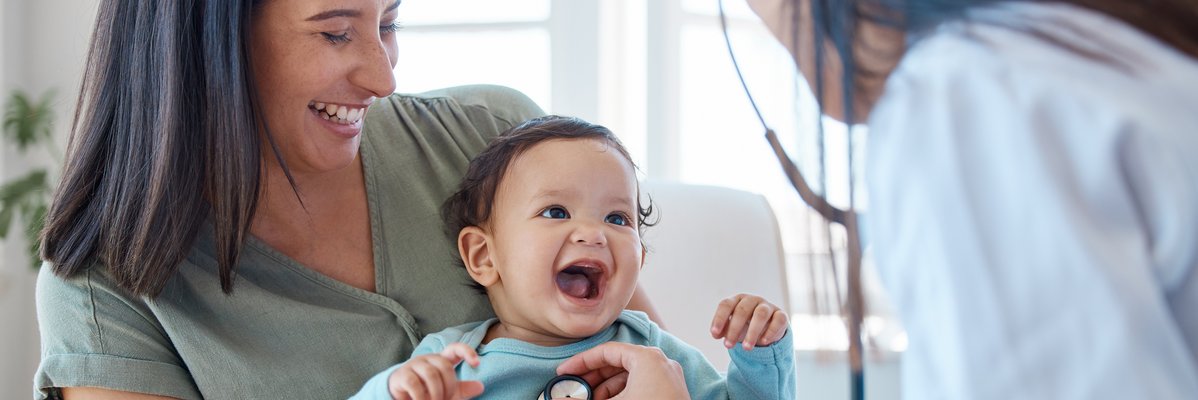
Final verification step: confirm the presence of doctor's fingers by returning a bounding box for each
[591,371,629,400]
[575,365,626,387]
[557,342,674,376]
[557,342,690,400]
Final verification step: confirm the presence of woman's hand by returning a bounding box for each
[556,342,691,400]
[387,343,484,400]
[710,293,789,350]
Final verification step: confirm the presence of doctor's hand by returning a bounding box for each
[711,293,789,350]
[387,343,484,400]
[556,342,691,400]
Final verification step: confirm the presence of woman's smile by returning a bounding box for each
[308,101,370,139]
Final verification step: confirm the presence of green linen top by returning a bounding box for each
[33,85,545,400]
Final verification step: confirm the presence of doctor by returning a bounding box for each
[746,0,1198,399]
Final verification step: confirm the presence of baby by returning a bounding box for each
[352,115,795,399]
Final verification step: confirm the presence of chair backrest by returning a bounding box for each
[638,180,789,370]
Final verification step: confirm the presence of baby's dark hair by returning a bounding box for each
[443,115,655,244]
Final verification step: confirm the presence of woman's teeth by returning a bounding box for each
[309,101,365,125]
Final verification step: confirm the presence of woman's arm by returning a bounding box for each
[62,387,176,400]
[626,284,665,328]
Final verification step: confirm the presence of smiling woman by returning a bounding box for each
[26,0,669,399]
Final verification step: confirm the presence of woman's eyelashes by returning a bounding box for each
[381,21,402,35]
[320,21,403,45]
[321,31,351,44]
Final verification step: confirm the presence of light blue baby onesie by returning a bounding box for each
[351,310,795,399]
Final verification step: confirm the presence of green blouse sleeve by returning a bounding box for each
[34,265,202,400]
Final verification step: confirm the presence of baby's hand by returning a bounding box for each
[388,343,484,400]
[710,293,789,350]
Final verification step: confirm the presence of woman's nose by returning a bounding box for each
[349,35,398,98]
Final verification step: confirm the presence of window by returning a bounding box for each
[392,0,552,109]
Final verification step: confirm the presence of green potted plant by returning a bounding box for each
[1,90,57,269]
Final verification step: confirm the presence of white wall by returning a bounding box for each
[0,0,97,397]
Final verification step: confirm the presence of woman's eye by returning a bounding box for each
[321,32,351,44]
[380,21,402,35]
[605,213,629,226]
[540,206,569,219]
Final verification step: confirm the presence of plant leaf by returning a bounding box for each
[0,202,12,238]
[0,170,48,203]
[2,90,55,151]
[0,169,48,239]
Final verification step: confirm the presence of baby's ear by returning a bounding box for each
[458,226,498,287]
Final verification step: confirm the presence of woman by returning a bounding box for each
[748,0,1198,398]
[35,0,669,398]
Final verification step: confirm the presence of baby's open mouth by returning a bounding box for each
[555,264,603,300]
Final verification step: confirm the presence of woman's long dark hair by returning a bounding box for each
[40,0,272,297]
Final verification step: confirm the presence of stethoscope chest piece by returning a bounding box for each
[541,374,592,400]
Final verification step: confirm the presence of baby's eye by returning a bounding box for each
[605,213,629,226]
[540,206,570,219]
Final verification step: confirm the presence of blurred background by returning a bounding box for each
[0,0,903,397]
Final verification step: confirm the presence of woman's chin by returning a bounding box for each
[278,148,360,177]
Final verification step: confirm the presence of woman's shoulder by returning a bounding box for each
[35,263,202,399]
[362,85,546,163]
[36,261,152,317]
[373,84,545,131]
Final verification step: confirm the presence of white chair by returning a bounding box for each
[638,180,789,370]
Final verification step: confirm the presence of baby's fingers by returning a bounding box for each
[704,293,733,337]
[392,367,429,400]
[410,361,451,400]
[757,310,790,346]
[710,294,744,339]
[740,302,777,350]
[457,381,484,399]
[721,296,761,349]
[440,343,481,368]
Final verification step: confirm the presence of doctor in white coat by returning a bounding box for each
[747,0,1198,399]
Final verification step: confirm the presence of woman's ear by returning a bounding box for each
[458,226,498,287]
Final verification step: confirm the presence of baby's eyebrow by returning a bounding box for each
[605,196,635,210]
[532,189,568,201]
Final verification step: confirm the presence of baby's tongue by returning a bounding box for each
[555,271,591,298]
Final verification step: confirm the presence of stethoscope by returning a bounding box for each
[540,374,592,400]
[717,0,865,399]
